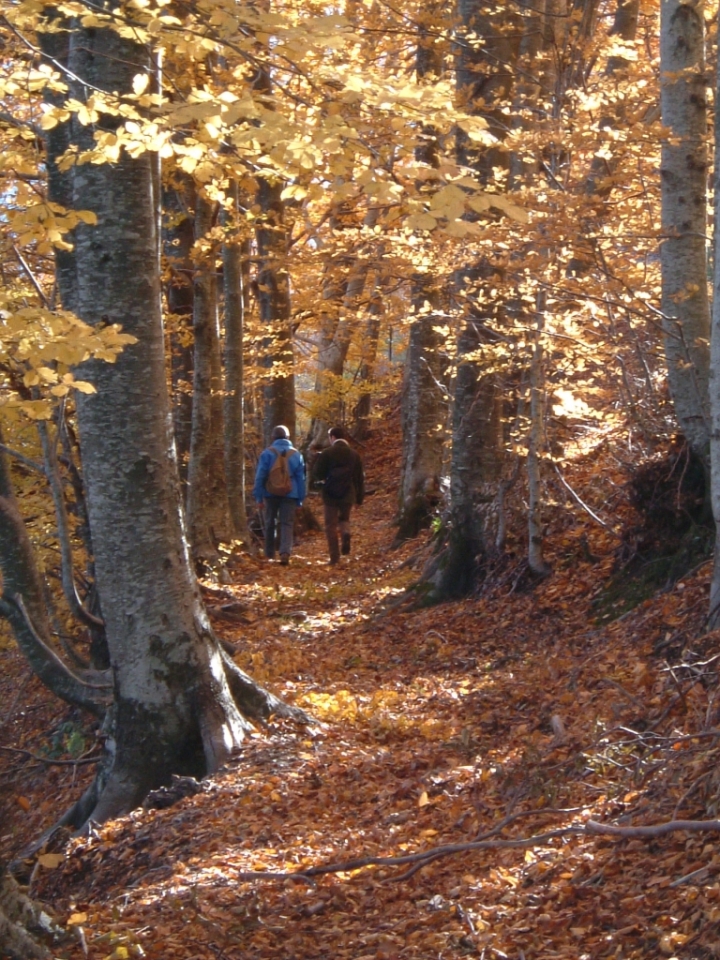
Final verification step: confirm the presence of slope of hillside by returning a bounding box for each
[2,410,720,960]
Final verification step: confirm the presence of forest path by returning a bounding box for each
[3,422,720,960]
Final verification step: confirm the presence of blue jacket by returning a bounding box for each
[253,439,306,505]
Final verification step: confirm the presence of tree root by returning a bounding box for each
[0,868,61,959]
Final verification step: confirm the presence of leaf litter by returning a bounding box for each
[2,420,720,959]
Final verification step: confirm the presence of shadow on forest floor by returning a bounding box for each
[2,426,720,960]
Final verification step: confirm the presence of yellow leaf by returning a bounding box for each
[73,380,97,394]
[418,790,429,807]
[132,72,150,95]
[489,195,529,224]
[67,912,87,925]
[38,853,64,868]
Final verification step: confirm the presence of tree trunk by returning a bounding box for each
[396,17,447,543]
[0,867,55,960]
[707,0,720,628]
[0,434,109,716]
[186,191,231,562]
[527,294,551,577]
[352,291,382,441]
[43,15,302,828]
[256,174,297,443]
[37,21,76,312]
[415,0,515,600]
[163,177,195,488]
[660,0,711,457]
[418,312,504,603]
[222,181,254,546]
[396,282,447,543]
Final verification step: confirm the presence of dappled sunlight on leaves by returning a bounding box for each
[2,422,720,960]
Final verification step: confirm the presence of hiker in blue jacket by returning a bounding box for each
[253,425,306,565]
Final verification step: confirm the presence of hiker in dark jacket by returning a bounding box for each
[312,426,364,565]
[253,425,306,565]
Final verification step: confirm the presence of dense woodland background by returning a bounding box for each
[5,0,720,956]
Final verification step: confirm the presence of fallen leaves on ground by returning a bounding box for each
[3,417,720,960]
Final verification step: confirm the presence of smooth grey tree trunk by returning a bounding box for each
[396,10,448,542]
[186,191,231,562]
[660,0,711,456]
[37,21,76,312]
[416,0,517,600]
[707,0,720,628]
[222,182,254,546]
[164,178,195,488]
[352,291,382,441]
[396,283,447,543]
[35,14,303,827]
[256,175,297,442]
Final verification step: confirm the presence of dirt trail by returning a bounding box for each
[3,424,720,960]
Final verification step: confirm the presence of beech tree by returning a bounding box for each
[186,191,232,563]
[660,0,710,457]
[416,0,517,601]
[708,0,720,628]
[6,5,305,830]
[396,5,449,542]
[222,182,254,545]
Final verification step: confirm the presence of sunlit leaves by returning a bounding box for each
[10,203,97,254]
[0,300,136,419]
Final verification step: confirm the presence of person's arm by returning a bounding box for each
[293,453,306,504]
[354,454,365,505]
[252,450,269,504]
[312,449,329,483]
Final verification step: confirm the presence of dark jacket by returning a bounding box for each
[312,439,364,506]
[253,439,306,504]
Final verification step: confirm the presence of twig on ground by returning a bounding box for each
[226,814,720,886]
[0,744,102,767]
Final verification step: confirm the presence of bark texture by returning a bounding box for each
[0,869,55,959]
[222,183,253,545]
[396,19,447,541]
[186,191,231,561]
[416,0,514,600]
[396,284,447,543]
[163,177,196,487]
[37,16,304,827]
[660,0,711,456]
[418,314,504,603]
[256,175,297,442]
[707,0,720,628]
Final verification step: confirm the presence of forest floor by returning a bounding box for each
[3,407,720,960]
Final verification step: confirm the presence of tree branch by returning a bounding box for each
[0,593,110,718]
[225,816,720,885]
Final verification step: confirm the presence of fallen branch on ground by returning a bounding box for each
[0,744,102,767]
[228,816,720,885]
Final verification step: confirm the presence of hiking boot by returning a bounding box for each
[280,554,290,566]
[341,533,351,556]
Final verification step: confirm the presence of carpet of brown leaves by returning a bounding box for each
[3,412,720,960]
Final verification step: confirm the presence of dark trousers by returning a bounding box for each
[323,501,351,563]
[264,497,297,558]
